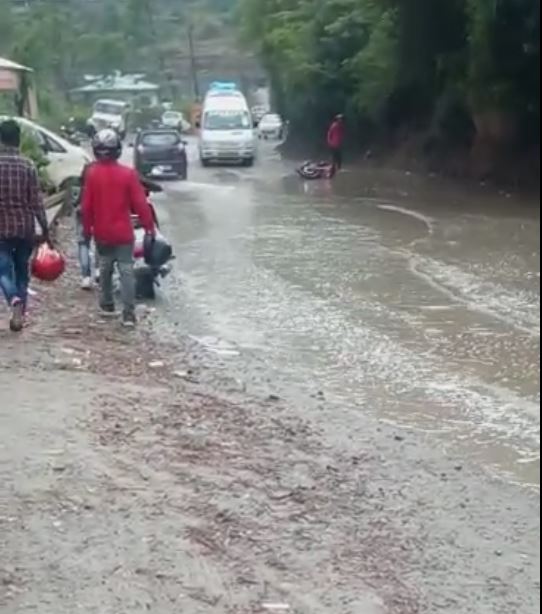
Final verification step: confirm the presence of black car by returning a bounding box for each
[134,129,188,179]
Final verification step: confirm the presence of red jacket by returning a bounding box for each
[82,161,154,245]
[327,120,345,149]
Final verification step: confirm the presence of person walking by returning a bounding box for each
[327,114,345,171]
[81,129,155,328]
[72,167,99,290]
[0,119,50,332]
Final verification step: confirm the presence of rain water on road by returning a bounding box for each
[152,143,540,487]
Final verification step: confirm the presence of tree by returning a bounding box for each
[239,0,540,153]
[79,33,128,75]
[0,0,15,54]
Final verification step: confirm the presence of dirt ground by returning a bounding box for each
[0,227,539,613]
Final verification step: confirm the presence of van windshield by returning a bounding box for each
[94,102,124,115]
[204,110,251,130]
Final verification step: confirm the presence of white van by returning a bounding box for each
[199,91,256,167]
[87,99,129,139]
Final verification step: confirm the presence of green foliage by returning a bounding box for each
[20,128,54,192]
[239,0,540,148]
[467,0,539,114]
[0,0,15,53]
[3,0,240,117]
[348,7,399,117]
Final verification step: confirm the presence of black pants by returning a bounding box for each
[331,147,343,170]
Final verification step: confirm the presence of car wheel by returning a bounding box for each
[243,158,255,168]
[201,158,210,168]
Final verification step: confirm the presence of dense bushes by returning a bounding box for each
[238,0,540,156]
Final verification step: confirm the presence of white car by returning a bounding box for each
[161,111,190,133]
[258,114,284,140]
[2,116,91,189]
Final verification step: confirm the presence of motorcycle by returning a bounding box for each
[133,178,174,300]
[60,118,88,146]
[296,160,337,180]
[69,175,174,300]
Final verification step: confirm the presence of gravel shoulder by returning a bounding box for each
[0,226,539,613]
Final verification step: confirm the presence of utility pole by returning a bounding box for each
[187,23,200,101]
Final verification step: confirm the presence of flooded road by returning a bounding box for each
[153,142,540,487]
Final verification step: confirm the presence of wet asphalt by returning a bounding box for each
[144,139,540,487]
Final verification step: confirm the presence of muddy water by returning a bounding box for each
[155,143,540,487]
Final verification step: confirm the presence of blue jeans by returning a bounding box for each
[96,243,136,316]
[75,211,98,278]
[0,238,34,310]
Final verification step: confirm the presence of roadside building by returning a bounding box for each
[0,57,38,118]
[70,72,160,107]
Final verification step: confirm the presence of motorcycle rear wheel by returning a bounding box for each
[135,269,156,300]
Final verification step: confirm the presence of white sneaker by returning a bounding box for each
[81,277,93,291]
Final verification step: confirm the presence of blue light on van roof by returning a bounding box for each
[209,81,238,92]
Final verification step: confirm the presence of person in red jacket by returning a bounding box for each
[327,114,345,171]
[82,129,154,327]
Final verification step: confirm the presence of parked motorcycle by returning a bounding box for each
[60,118,88,146]
[133,178,174,299]
[70,175,174,300]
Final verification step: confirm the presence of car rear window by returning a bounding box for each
[142,132,179,146]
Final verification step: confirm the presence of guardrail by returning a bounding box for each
[44,190,67,210]
[44,189,69,229]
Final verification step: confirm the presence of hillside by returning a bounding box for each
[1,0,263,105]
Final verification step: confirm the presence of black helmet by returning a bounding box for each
[143,232,173,268]
[92,128,122,160]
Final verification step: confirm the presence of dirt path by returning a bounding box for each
[1,230,539,613]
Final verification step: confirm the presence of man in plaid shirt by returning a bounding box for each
[0,119,49,332]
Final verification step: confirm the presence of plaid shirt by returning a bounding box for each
[0,146,47,240]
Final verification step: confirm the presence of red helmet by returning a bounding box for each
[31,244,66,282]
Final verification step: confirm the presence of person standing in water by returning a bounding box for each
[327,114,345,171]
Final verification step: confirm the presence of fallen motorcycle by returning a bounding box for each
[296,160,337,180]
